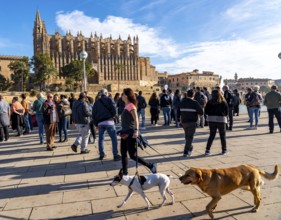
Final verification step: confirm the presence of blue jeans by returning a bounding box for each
[24,113,31,132]
[162,106,171,125]
[58,116,68,140]
[98,124,118,157]
[249,106,260,127]
[137,108,146,128]
[36,114,45,143]
[173,108,179,126]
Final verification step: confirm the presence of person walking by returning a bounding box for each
[179,89,203,157]
[264,85,281,133]
[205,90,229,155]
[42,93,59,151]
[11,97,25,137]
[32,93,46,144]
[233,89,241,116]
[203,87,211,126]
[87,96,96,144]
[117,96,125,124]
[92,89,121,161]
[246,85,263,129]
[160,89,172,126]
[120,88,157,175]
[136,91,147,130]
[244,88,252,122]
[168,89,175,123]
[194,87,207,128]
[113,93,121,124]
[173,89,181,127]
[0,95,10,142]
[57,94,70,142]
[21,93,31,134]
[68,93,76,125]
[222,85,234,131]
[148,92,160,126]
[71,92,92,154]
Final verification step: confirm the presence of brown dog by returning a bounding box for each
[179,165,279,219]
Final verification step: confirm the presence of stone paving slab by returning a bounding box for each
[0,208,32,219]
[30,201,92,220]
[0,113,281,219]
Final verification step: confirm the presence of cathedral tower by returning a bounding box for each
[33,10,49,55]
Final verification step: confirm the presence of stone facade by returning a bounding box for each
[33,10,159,88]
[168,70,220,91]
[224,75,275,91]
[0,55,26,79]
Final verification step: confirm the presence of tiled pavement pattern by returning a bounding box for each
[0,113,281,220]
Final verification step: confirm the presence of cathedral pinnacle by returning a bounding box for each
[35,10,41,23]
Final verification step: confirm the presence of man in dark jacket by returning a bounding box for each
[71,92,92,154]
[160,89,172,125]
[179,89,203,157]
[264,85,281,133]
[223,85,234,130]
[136,91,147,130]
[92,89,121,161]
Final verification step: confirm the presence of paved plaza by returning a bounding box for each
[0,112,281,220]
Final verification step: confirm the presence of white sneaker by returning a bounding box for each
[155,124,159,127]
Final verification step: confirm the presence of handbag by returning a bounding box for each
[61,106,72,116]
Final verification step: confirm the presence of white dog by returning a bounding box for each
[110,169,174,209]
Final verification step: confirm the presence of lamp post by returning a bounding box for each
[79,51,88,92]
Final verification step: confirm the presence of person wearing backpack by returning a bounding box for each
[92,89,121,161]
[222,85,234,131]
[136,91,147,130]
[194,87,207,128]
[246,85,263,129]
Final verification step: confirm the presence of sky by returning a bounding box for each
[1,0,281,80]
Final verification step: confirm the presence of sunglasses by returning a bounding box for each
[47,96,53,98]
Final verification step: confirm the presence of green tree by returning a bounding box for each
[0,74,12,91]
[61,60,95,89]
[8,56,30,91]
[30,54,57,90]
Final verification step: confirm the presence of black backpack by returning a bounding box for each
[194,92,206,106]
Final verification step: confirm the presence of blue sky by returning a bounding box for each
[1,0,281,80]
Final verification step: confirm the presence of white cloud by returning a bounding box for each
[157,37,281,80]
[55,10,180,58]
[55,8,281,80]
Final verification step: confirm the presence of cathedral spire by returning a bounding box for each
[35,10,41,24]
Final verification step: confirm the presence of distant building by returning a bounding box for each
[274,79,281,88]
[167,70,220,91]
[224,74,275,91]
[0,55,26,79]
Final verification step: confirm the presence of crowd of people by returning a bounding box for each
[0,84,281,172]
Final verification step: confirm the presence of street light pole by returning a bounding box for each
[79,51,88,92]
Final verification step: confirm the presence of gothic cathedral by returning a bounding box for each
[33,10,159,88]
